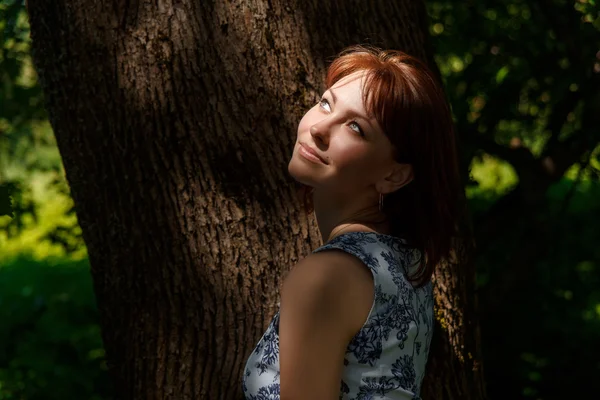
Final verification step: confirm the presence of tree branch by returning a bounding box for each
[542,85,583,153]
[471,130,536,168]
[541,83,600,179]
[542,70,600,156]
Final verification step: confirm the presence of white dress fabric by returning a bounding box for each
[242,231,434,400]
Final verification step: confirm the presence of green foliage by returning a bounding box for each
[0,257,113,399]
[429,0,600,173]
[0,182,14,217]
[1,0,56,237]
[0,169,86,262]
[429,0,600,398]
[1,3,104,398]
[0,1,46,129]
[473,178,600,398]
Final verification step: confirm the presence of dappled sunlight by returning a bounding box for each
[467,153,518,196]
[0,177,87,263]
[1,0,599,398]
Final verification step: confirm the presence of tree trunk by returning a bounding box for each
[27,0,485,398]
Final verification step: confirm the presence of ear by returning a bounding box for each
[377,162,414,194]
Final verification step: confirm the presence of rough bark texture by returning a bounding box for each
[421,236,486,400]
[27,0,485,399]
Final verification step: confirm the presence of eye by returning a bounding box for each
[319,97,331,112]
[349,121,365,137]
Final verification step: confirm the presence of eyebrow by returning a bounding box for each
[329,88,338,104]
[326,88,376,129]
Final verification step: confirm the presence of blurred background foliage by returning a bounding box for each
[0,0,598,398]
[428,1,600,399]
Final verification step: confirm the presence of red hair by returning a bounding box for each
[297,45,467,285]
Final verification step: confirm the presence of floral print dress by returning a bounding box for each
[242,231,434,400]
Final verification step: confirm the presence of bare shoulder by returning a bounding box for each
[287,250,373,289]
[284,249,374,337]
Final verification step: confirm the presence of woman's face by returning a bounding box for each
[288,71,397,198]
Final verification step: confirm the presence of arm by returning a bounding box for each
[279,250,374,400]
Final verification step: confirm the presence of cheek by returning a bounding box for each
[333,144,387,181]
[333,142,371,169]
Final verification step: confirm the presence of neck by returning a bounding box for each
[312,189,390,243]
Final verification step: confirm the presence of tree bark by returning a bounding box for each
[27,0,486,398]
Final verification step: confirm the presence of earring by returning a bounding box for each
[379,192,383,212]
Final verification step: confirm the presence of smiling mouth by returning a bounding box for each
[299,143,327,164]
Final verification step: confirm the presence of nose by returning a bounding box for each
[309,120,330,145]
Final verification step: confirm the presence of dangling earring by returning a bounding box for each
[379,192,384,212]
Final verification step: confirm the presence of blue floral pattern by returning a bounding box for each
[242,231,434,399]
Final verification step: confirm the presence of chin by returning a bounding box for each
[287,155,318,187]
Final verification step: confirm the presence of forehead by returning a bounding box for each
[329,71,366,94]
[328,72,371,120]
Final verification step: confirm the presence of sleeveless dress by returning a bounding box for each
[242,231,434,400]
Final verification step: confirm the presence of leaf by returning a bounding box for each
[0,183,15,218]
[495,66,510,84]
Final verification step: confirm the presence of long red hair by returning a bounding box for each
[297,45,467,285]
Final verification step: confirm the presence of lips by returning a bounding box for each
[300,142,327,164]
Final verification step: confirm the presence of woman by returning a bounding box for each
[242,45,463,400]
